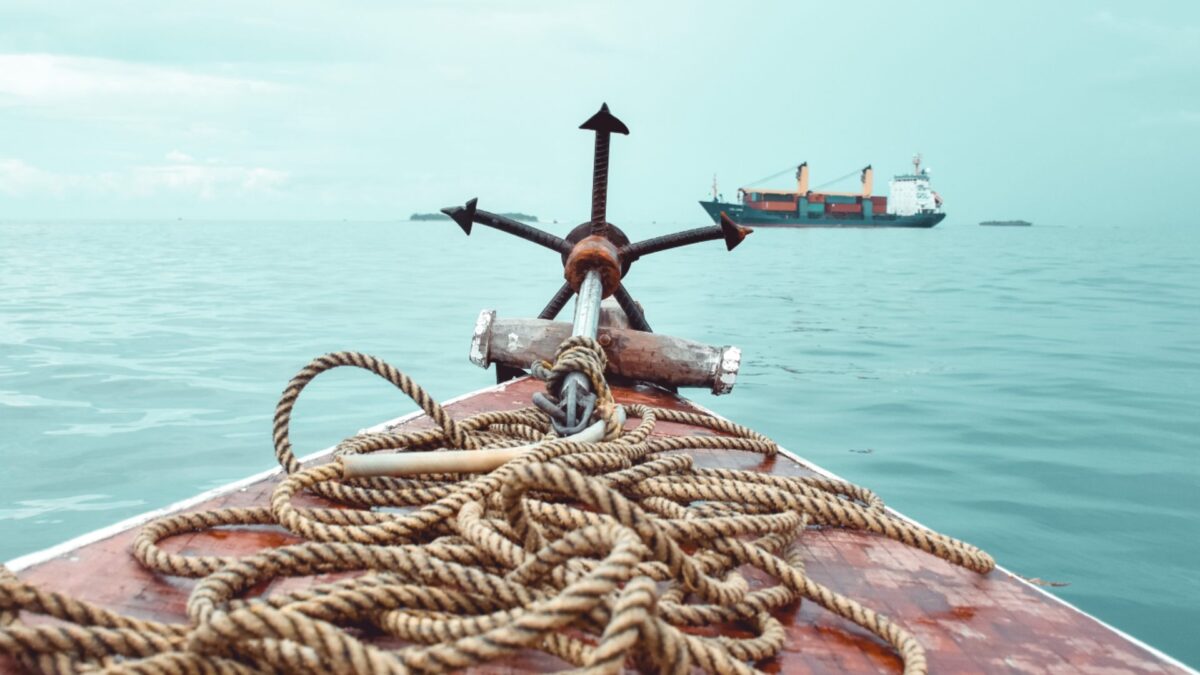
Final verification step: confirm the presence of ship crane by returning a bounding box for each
[744,164,799,186]
[739,163,866,195]
[815,165,874,198]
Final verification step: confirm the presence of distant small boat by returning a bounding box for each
[980,219,1032,227]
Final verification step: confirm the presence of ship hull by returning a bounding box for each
[701,200,945,228]
[4,377,1192,674]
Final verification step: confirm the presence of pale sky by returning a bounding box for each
[1,1,1197,225]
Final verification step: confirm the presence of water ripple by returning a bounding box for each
[0,220,1197,664]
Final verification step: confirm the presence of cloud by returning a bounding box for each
[0,155,288,200]
[0,53,284,106]
[0,159,69,196]
[124,163,288,199]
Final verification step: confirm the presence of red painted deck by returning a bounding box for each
[3,378,1190,673]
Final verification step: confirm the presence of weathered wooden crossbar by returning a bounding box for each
[469,309,740,394]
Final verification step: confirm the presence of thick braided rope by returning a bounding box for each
[0,350,995,675]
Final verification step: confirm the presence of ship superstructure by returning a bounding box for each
[700,155,946,228]
[888,154,943,216]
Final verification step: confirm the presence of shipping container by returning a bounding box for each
[759,202,795,212]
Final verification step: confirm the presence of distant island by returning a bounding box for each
[980,220,1032,227]
[410,212,539,222]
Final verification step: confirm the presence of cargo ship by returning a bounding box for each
[700,155,946,228]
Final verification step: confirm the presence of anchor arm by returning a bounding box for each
[613,285,652,333]
[620,213,752,261]
[538,282,575,321]
[441,198,572,254]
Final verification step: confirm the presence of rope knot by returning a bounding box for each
[532,336,607,395]
[532,336,621,440]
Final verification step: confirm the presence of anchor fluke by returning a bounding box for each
[441,198,478,235]
[720,212,753,251]
[579,102,629,135]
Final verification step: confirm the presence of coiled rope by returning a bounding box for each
[1,344,994,674]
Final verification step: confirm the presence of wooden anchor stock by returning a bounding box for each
[470,309,740,395]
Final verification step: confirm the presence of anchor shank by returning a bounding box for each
[572,269,604,339]
[534,268,605,436]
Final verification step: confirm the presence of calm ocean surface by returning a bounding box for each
[1,219,1197,664]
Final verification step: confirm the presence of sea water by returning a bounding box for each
[1,219,1196,665]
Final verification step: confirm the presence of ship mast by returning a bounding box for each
[912,153,922,174]
[712,174,718,201]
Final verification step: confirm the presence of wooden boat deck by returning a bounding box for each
[4,378,1191,673]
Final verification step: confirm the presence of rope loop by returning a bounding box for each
[274,351,481,476]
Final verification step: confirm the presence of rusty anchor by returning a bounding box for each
[443,103,752,434]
